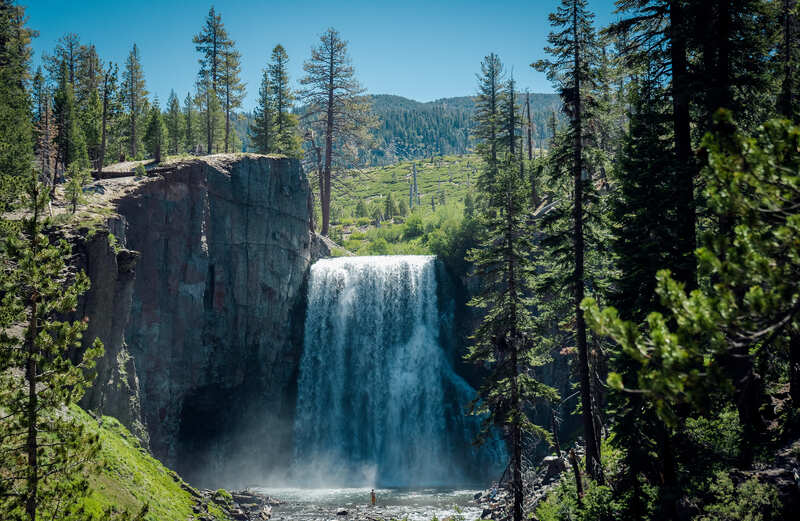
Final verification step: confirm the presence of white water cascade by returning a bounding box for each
[294,256,505,487]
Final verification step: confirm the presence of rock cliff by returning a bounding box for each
[75,155,325,486]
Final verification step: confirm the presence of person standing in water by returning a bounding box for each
[370,489,376,506]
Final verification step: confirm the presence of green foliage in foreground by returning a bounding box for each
[73,406,231,521]
[1,177,104,521]
[585,114,800,426]
[573,115,800,519]
[535,444,781,521]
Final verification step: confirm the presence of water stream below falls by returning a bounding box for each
[293,255,505,487]
[253,487,484,521]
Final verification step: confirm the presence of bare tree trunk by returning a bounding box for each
[670,0,697,287]
[505,188,522,521]
[224,81,230,153]
[718,0,731,111]
[526,92,533,161]
[25,298,38,521]
[780,0,797,118]
[572,0,601,483]
[791,329,800,405]
[307,130,323,234]
[25,197,41,521]
[321,34,335,236]
[206,89,213,155]
[100,77,109,172]
[43,106,54,190]
[551,409,562,457]
[568,449,583,506]
[129,91,137,158]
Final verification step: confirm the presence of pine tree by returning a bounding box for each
[250,69,273,154]
[99,62,118,170]
[535,0,603,481]
[467,158,558,521]
[82,89,102,170]
[183,92,196,152]
[53,62,89,173]
[165,90,183,155]
[193,6,231,154]
[0,1,35,212]
[609,0,696,286]
[585,114,800,514]
[473,53,505,187]
[121,43,148,159]
[610,72,679,322]
[32,68,55,186]
[144,100,166,163]
[299,28,376,236]
[42,33,81,86]
[194,73,223,154]
[0,174,104,521]
[75,43,101,110]
[397,197,408,217]
[383,191,397,219]
[500,75,522,161]
[601,69,685,518]
[220,46,244,153]
[355,198,368,218]
[64,162,91,213]
[268,44,301,156]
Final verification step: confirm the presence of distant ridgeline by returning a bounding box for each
[233,93,563,165]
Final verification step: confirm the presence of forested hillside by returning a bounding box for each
[234,93,562,164]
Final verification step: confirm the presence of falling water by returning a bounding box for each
[294,256,505,487]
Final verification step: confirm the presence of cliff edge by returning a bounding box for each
[70,154,326,486]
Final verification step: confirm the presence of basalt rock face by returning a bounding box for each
[67,222,147,444]
[84,156,323,486]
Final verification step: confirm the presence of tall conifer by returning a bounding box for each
[121,44,148,159]
[166,90,183,155]
[535,0,603,481]
[268,44,301,156]
[473,53,505,187]
[250,69,273,154]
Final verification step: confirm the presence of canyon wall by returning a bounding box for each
[77,156,325,486]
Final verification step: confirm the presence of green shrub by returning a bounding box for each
[699,472,780,521]
[213,489,232,506]
[365,237,390,255]
[404,213,425,238]
[685,407,742,464]
[343,239,362,251]
[369,224,403,243]
[355,199,368,218]
[329,226,344,245]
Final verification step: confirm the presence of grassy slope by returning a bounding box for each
[327,154,481,255]
[71,405,230,521]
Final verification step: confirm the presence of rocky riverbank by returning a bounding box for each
[187,489,283,521]
[474,450,575,521]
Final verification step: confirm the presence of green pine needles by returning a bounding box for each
[0,175,104,521]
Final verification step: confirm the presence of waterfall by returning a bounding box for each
[294,255,505,487]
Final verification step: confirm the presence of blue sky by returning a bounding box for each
[27,0,619,111]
